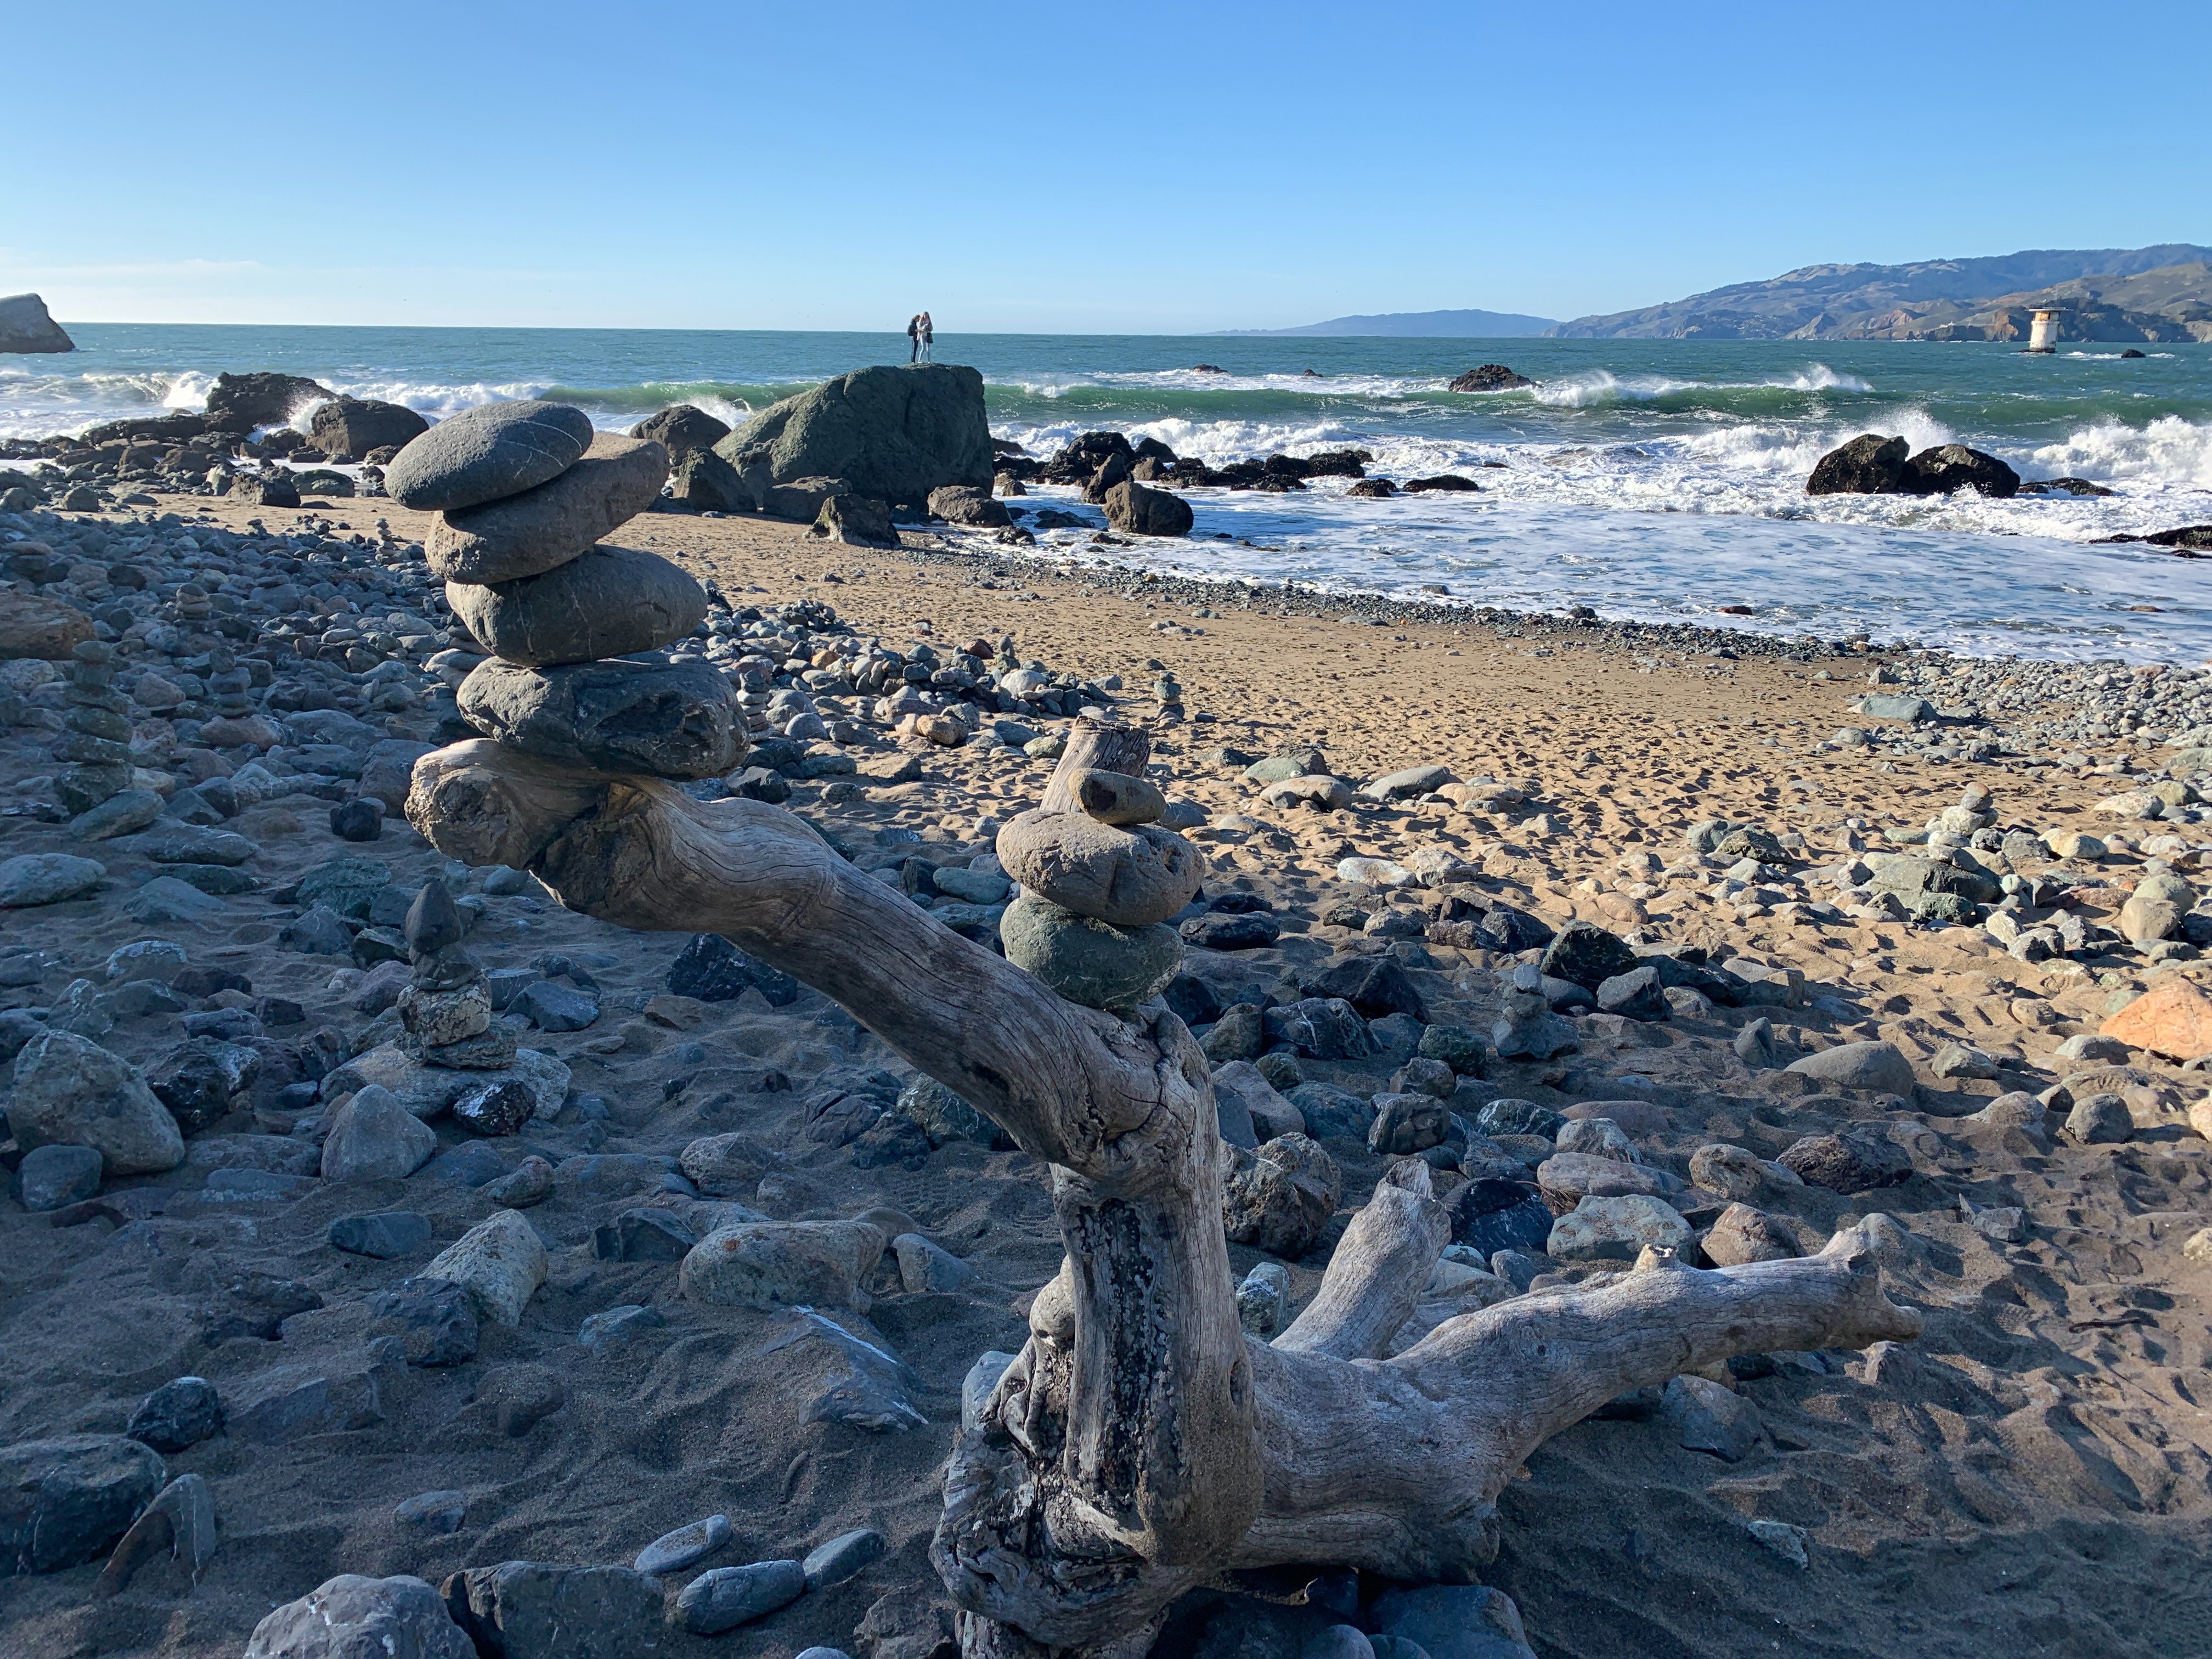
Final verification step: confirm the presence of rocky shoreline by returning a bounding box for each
[2,387,2211,1658]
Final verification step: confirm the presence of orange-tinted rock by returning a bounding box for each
[2100,978,2212,1060]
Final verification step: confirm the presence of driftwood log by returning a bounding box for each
[407,720,1921,1656]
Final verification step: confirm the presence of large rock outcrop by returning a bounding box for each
[1806,435,2020,498]
[713,364,992,514]
[0,294,73,354]
[204,372,338,431]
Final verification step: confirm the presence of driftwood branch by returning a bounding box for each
[407,732,1921,1655]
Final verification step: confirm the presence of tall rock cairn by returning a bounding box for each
[994,722,1202,1011]
[386,399,745,783]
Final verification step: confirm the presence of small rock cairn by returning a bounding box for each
[385,399,745,785]
[994,722,1203,1011]
[54,639,130,814]
[395,880,535,1133]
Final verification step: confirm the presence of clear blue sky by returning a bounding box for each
[5,1,2207,334]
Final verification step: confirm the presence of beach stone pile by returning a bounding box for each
[995,762,1203,1009]
[386,400,744,782]
[54,639,135,814]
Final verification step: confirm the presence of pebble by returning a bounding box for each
[635,1511,732,1576]
[802,1526,887,1590]
[328,1210,433,1259]
[394,1489,467,1533]
[674,1559,806,1634]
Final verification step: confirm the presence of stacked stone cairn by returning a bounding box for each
[385,399,745,785]
[994,737,1203,1010]
[393,879,537,1135]
[54,639,133,814]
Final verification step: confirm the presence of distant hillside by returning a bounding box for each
[1547,245,2212,341]
[1853,263,2212,343]
[1218,308,1556,337]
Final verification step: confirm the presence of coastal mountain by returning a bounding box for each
[1547,245,2212,342]
[1217,307,1557,337]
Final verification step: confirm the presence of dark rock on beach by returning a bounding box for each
[308,398,428,461]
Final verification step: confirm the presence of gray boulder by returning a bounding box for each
[8,1030,183,1174]
[321,1084,439,1181]
[426,433,670,583]
[1103,479,1194,537]
[246,1573,474,1659]
[0,294,74,354]
[440,1562,661,1659]
[1785,1040,1914,1094]
[0,1434,167,1574]
[808,493,900,548]
[446,544,707,667]
[308,398,428,459]
[713,363,993,510]
[665,447,755,512]
[386,400,595,511]
[630,403,731,461]
[458,657,743,779]
[0,851,105,907]
[928,484,1010,527]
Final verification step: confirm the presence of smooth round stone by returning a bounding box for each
[994,809,1203,927]
[457,657,745,780]
[426,433,672,584]
[447,545,707,667]
[674,1560,805,1635]
[1000,894,1182,1010]
[19,1143,103,1212]
[385,400,595,511]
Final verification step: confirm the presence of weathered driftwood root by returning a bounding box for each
[407,731,1921,1655]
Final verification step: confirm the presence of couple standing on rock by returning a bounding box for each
[906,312,934,363]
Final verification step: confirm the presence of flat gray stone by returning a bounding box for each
[447,544,707,667]
[386,400,596,512]
[458,657,743,780]
[674,1560,805,1635]
[0,852,104,907]
[427,433,670,583]
[635,1513,730,1576]
[802,1527,886,1590]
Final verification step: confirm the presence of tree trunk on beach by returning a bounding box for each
[407,723,1922,1657]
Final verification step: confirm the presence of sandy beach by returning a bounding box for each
[2,479,2210,1659]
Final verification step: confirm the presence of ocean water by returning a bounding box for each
[7,325,2211,661]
